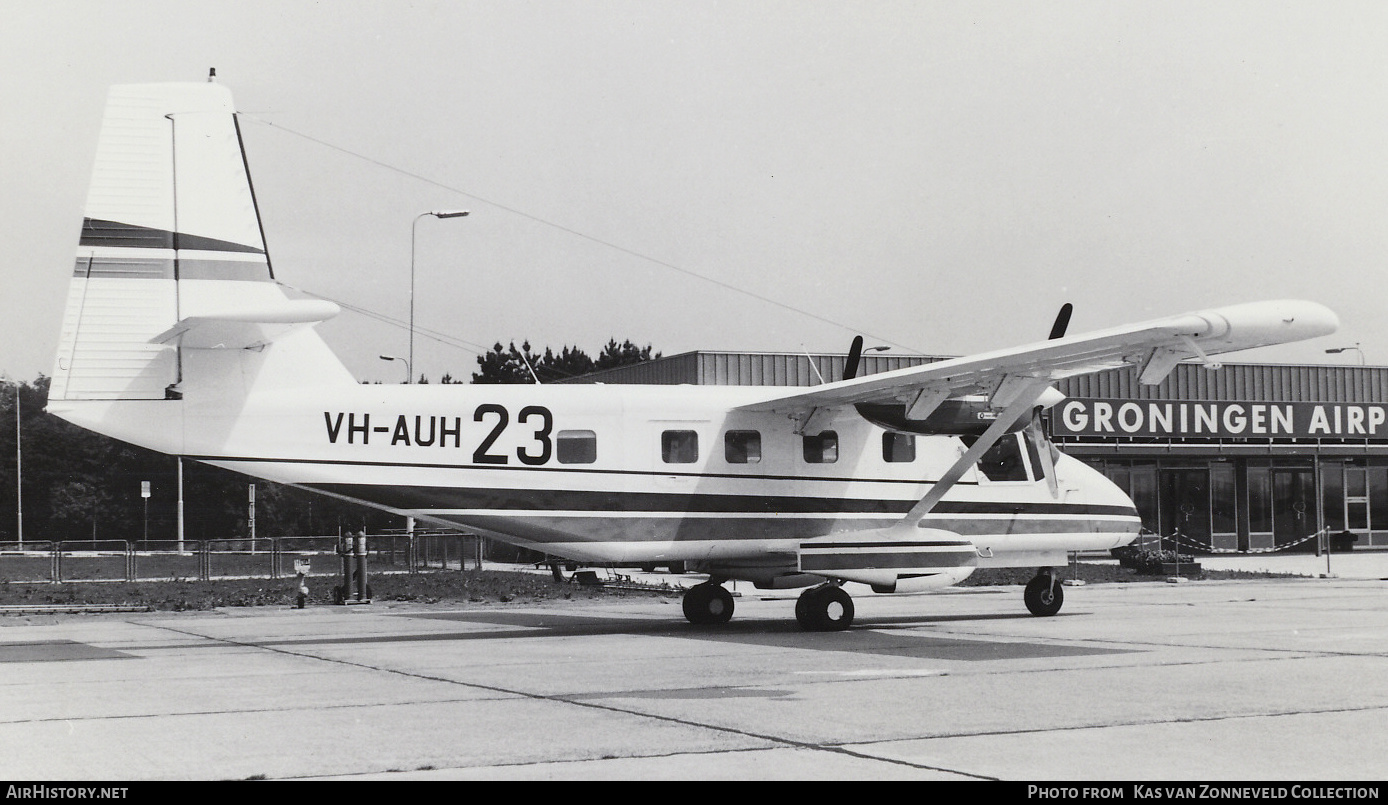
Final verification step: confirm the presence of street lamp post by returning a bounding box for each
[380,354,411,384]
[411,210,469,383]
[2,373,19,547]
[1324,343,1365,366]
[11,378,19,547]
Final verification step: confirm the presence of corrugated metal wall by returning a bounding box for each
[566,352,942,386]
[696,353,941,387]
[1054,363,1388,403]
[568,351,1388,403]
[561,352,702,385]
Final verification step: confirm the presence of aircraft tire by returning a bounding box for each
[795,585,854,631]
[682,583,734,625]
[1024,574,1064,616]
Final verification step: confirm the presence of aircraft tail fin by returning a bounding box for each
[50,82,352,402]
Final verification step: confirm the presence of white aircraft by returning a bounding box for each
[47,82,1339,630]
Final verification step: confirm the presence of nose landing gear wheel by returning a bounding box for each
[682,582,734,625]
[795,585,854,631]
[1024,573,1064,616]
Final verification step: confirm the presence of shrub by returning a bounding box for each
[1112,545,1196,575]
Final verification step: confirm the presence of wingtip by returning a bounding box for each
[1194,299,1339,348]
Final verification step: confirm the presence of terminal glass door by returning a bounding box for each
[1248,465,1274,551]
[1272,469,1316,550]
[1324,462,1388,549]
[1160,468,1211,551]
[1211,463,1237,552]
[1344,466,1369,534]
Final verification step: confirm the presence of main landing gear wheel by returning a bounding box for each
[795,584,855,632]
[1024,573,1064,616]
[682,582,734,625]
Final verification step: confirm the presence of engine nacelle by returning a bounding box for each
[854,389,1066,435]
[854,399,1006,435]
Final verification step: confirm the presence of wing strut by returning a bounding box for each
[900,377,1053,528]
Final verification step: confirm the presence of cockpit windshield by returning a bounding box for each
[965,431,1053,482]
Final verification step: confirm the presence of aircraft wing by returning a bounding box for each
[735,300,1338,423]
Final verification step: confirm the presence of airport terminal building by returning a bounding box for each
[573,351,1388,554]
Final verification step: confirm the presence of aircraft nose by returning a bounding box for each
[1065,455,1141,520]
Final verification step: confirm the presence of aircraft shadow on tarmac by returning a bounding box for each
[240,610,1136,662]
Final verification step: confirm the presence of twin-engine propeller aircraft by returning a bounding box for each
[48,82,1339,630]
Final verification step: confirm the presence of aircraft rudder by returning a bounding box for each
[52,81,352,402]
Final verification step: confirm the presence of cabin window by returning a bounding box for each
[882,432,915,463]
[803,431,838,464]
[662,430,699,464]
[725,430,762,464]
[556,430,597,464]
[967,433,1030,482]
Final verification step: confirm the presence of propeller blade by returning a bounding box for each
[843,335,864,381]
[1048,303,1073,340]
[1027,411,1061,498]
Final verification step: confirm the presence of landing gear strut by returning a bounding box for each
[682,581,734,625]
[795,583,854,631]
[1024,569,1064,616]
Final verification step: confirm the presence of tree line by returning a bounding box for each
[0,340,657,545]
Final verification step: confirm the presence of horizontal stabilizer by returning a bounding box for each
[150,299,340,349]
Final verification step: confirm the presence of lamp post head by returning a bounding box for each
[1324,344,1365,365]
[379,354,412,382]
[431,210,469,219]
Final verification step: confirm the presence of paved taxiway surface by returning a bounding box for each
[2,565,1387,781]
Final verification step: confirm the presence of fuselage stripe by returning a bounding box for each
[297,481,1138,517]
[193,453,984,487]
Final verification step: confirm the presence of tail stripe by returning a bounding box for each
[81,217,266,254]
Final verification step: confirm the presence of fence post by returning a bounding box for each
[270,538,280,580]
[199,541,210,582]
[124,540,134,582]
[51,542,61,583]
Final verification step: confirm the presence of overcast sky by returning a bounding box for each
[3,1,1385,384]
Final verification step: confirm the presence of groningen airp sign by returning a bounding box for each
[1055,399,1388,440]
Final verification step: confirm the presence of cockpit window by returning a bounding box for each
[966,433,1031,482]
[882,432,915,463]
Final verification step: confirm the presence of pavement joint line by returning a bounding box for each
[935,623,1388,663]
[870,700,1388,744]
[137,620,998,780]
[284,746,993,782]
[0,695,509,727]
